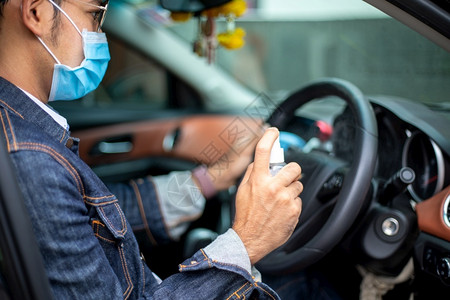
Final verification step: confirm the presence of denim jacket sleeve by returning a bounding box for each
[150,255,280,300]
[11,150,126,298]
[12,149,281,299]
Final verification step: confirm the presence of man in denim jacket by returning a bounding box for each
[0,0,305,298]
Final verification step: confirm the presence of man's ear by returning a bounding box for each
[21,0,52,36]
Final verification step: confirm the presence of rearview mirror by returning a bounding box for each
[160,0,231,13]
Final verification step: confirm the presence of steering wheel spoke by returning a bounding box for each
[317,168,347,202]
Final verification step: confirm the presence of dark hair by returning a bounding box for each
[0,0,62,46]
[0,0,9,18]
[50,0,63,44]
[0,0,62,19]
[0,0,63,44]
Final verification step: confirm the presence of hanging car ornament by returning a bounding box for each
[160,0,247,64]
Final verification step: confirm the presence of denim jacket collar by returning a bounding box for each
[0,76,77,151]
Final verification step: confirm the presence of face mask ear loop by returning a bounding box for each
[47,0,82,36]
[36,36,62,65]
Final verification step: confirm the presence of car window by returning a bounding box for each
[78,35,203,111]
[168,0,450,106]
[218,18,450,103]
[101,36,168,108]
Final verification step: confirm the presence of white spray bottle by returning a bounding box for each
[269,136,286,176]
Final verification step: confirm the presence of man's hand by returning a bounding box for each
[206,124,264,192]
[232,128,303,265]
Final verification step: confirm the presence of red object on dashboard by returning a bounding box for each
[315,120,333,142]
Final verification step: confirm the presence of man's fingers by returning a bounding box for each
[241,162,254,184]
[294,196,303,213]
[252,127,279,175]
[287,180,304,199]
[274,162,302,187]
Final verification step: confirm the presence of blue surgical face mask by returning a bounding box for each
[37,0,110,101]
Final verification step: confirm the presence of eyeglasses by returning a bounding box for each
[72,0,109,32]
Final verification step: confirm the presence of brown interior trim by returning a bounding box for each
[416,185,450,241]
[73,115,263,166]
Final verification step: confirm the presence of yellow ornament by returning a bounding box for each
[217,27,246,50]
[219,0,247,17]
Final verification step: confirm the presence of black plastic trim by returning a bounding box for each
[387,0,450,38]
[0,130,53,299]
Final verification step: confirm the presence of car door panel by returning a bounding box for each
[73,115,262,180]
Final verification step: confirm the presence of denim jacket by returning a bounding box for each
[0,77,279,299]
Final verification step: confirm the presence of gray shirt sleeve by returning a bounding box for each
[152,171,206,240]
[204,228,262,282]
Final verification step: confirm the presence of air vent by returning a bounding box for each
[444,195,450,228]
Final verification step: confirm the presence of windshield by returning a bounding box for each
[168,0,450,106]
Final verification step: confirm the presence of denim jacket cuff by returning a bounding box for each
[178,233,278,299]
[204,228,261,282]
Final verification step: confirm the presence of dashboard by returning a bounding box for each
[403,131,447,202]
[370,96,450,202]
[331,95,450,288]
[332,95,450,202]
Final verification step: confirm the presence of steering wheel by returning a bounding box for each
[255,78,378,274]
